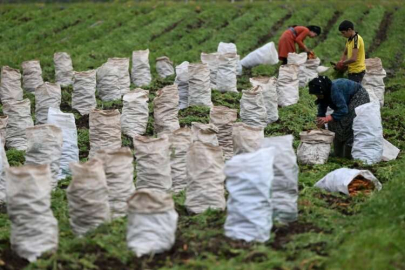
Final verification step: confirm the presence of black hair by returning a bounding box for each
[339,20,354,31]
[307,25,321,35]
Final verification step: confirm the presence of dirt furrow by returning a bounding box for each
[367,11,394,56]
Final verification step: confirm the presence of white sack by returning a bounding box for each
[382,139,400,162]
[108,57,131,96]
[0,116,8,147]
[217,42,237,54]
[241,42,279,68]
[0,66,23,103]
[54,52,74,87]
[297,129,335,165]
[131,49,151,87]
[232,122,264,155]
[153,84,180,136]
[156,56,175,78]
[121,89,149,138]
[240,86,267,127]
[175,61,189,109]
[287,52,307,65]
[72,70,97,116]
[188,63,212,107]
[249,77,279,123]
[21,60,44,92]
[0,139,9,203]
[201,53,219,89]
[299,58,321,88]
[216,53,238,93]
[362,58,386,107]
[317,66,330,73]
[35,82,61,125]
[96,60,121,101]
[277,64,299,107]
[191,122,219,147]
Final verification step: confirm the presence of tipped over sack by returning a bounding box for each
[185,141,226,214]
[35,82,61,125]
[72,70,97,115]
[297,129,335,165]
[127,189,178,257]
[89,109,122,158]
[224,147,275,242]
[277,64,299,107]
[217,42,242,76]
[97,58,129,101]
[191,122,219,147]
[232,122,264,155]
[0,139,9,203]
[0,66,23,103]
[131,49,151,87]
[22,60,44,92]
[6,164,58,262]
[156,56,175,78]
[240,86,267,127]
[0,116,8,147]
[67,159,110,236]
[382,139,400,161]
[362,58,386,107]
[250,77,279,123]
[133,136,171,191]
[54,52,74,87]
[352,102,383,165]
[241,42,279,68]
[201,53,218,89]
[188,63,212,107]
[175,61,189,109]
[216,53,238,93]
[47,107,79,180]
[261,135,298,223]
[121,89,149,137]
[315,168,382,196]
[153,84,180,136]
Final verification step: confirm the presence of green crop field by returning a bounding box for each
[0,1,405,269]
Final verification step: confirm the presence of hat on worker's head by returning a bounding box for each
[309,76,332,95]
[307,25,321,36]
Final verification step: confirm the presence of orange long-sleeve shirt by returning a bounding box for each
[278,26,310,59]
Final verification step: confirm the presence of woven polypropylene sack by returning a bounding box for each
[96,60,121,101]
[201,52,219,89]
[72,70,97,115]
[127,189,178,257]
[21,60,44,92]
[299,58,321,88]
[133,136,171,191]
[241,42,279,68]
[210,106,237,161]
[6,164,58,262]
[240,86,267,127]
[216,53,238,93]
[131,49,151,87]
[352,102,383,164]
[261,135,298,223]
[297,129,335,165]
[287,52,307,65]
[0,116,8,147]
[95,147,135,219]
[191,122,219,147]
[25,125,63,189]
[108,57,131,96]
[0,140,9,203]
[185,141,226,214]
[47,107,79,180]
[382,139,400,161]
[232,122,264,155]
[175,61,189,109]
[362,58,386,107]
[250,77,279,123]
[121,89,149,137]
[224,147,275,242]
[0,66,23,103]
[188,63,212,107]
[277,64,299,107]
[67,159,110,236]
[3,99,34,150]
[153,85,180,136]
[217,42,237,54]
[54,52,74,87]
[35,82,61,125]
[89,109,122,158]
[156,56,175,78]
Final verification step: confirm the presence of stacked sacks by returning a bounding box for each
[191,122,219,146]
[241,42,279,68]
[121,89,149,138]
[97,57,130,101]
[216,53,238,93]
[54,52,74,87]
[240,86,267,128]
[185,141,226,214]
[72,70,97,115]
[6,164,58,262]
[362,58,386,107]
[188,63,212,107]
[277,64,300,107]
[299,57,321,88]
[175,61,189,109]
[127,189,178,257]
[217,42,242,75]
[21,60,44,92]
[250,77,279,123]
[131,49,151,87]
[201,52,219,89]
[0,66,23,103]
[89,109,122,158]
[0,139,9,203]
[287,52,307,66]
[297,129,335,165]
[209,106,237,161]
[35,82,61,125]
[133,136,171,191]
[156,56,175,78]
[67,159,110,236]
[153,84,180,136]
[232,122,264,155]
[0,116,8,146]
[107,57,130,96]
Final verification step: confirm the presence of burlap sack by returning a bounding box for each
[6,164,58,262]
[3,99,34,150]
[67,159,110,236]
[72,70,97,116]
[277,64,299,107]
[175,61,189,109]
[21,60,44,92]
[216,53,238,93]
[95,147,135,219]
[97,58,130,101]
[121,89,149,137]
[133,136,171,191]
[297,129,335,165]
[191,122,219,147]
[131,49,151,87]
[127,189,178,257]
[156,56,175,78]
[0,66,23,103]
[188,63,212,107]
[240,86,267,127]
[185,141,226,214]
[0,140,9,203]
[35,82,61,125]
[47,107,79,180]
[25,125,63,189]
[250,77,279,123]
[299,58,321,88]
[0,115,8,147]
[54,52,74,87]
[362,58,386,107]
[153,84,180,136]
[89,109,122,158]
[209,106,237,161]
[232,122,264,155]
[201,52,219,89]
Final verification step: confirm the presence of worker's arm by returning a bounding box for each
[343,48,358,65]
[340,47,347,62]
[295,28,310,52]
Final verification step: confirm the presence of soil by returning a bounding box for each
[75,114,89,129]
[150,19,185,41]
[0,203,6,214]
[367,12,393,56]
[314,11,342,47]
[316,193,353,215]
[0,242,29,270]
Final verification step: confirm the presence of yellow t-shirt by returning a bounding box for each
[345,33,366,73]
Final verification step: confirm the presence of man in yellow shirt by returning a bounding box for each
[335,20,366,83]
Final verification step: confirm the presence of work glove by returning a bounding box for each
[316,115,333,128]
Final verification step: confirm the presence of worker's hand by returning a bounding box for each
[335,60,345,70]
[317,115,333,127]
[307,51,316,59]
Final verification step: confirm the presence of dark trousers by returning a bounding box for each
[333,138,352,159]
[348,70,365,83]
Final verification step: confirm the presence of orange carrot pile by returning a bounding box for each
[348,175,375,196]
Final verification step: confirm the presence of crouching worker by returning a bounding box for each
[308,76,370,158]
